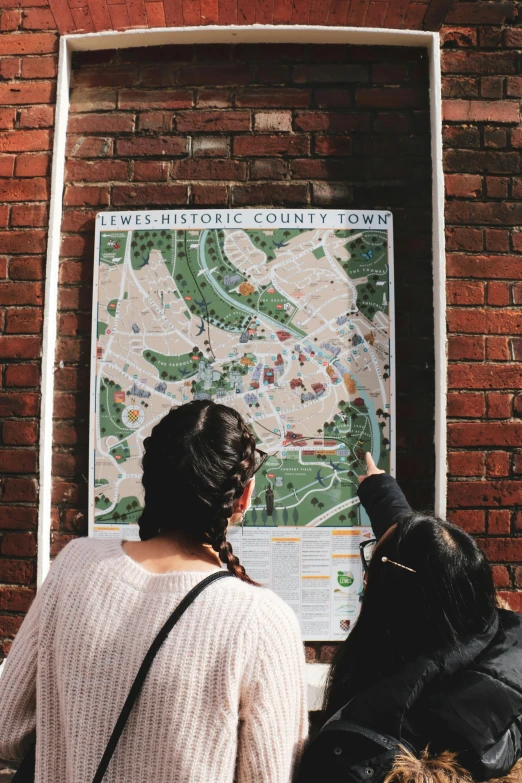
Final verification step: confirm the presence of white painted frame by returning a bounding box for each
[38,24,446,587]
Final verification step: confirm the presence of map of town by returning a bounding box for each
[91,211,394,533]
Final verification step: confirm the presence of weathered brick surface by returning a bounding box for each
[442,1,522,609]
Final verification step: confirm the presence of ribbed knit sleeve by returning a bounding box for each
[236,596,308,783]
[0,561,60,761]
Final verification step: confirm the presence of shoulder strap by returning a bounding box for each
[92,570,233,783]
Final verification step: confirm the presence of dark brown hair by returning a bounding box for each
[139,400,258,584]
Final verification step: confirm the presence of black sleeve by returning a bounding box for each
[357,474,413,539]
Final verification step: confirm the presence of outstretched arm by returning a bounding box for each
[357,453,412,539]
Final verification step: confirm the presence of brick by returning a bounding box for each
[171,158,247,180]
[236,89,311,108]
[192,137,230,157]
[4,364,39,388]
[21,55,57,79]
[448,336,485,361]
[9,257,43,280]
[312,183,354,206]
[447,254,522,279]
[442,77,480,100]
[253,111,292,132]
[118,90,193,110]
[294,64,369,83]
[138,112,171,132]
[484,128,506,148]
[315,89,353,109]
[447,392,485,418]
[449,421,522,447]
[3,420,37,445]
[69,88,117,113]
[231,183,308,207]
[486,451,510,478]
[497,592,522,612]
[249,159,287,180]
[446,280,484,305]
[15,153,50,178]
[486,177,509,199]
[0,32,56,55]
[5,308,43,334]
[64,185,110,207]
[487,336,510,361]
[481,78,504,100]
[0,336,40,359]
[190,184,228,205]
[116,136,187,157]
[0,179,48,203]
[0,615,24,637]
[443,125,480,149]
[0,9,22,30]
[1,532,35,557]
[0,82,55,105]
[112,184,188,206]
[66,160,128,182]
[234,135,309,157]
[505,29,522,47]
[315,136,353,156]
[511,338,522,361]
[447,451,484,476]
[443,100,519,123]
[493,565,511,587]
[0,283,42,306]
[445,150,520,175]
[0,58,20,79]
[176,111,250,132]
[21,7,55,28]
[0,586,34,612]
[355,87,426,109]
[18,105,54,128]
[442,51,517,74]
[1,477,37,502]
[449,364,522,390]
[295,112,370,132]
[514,283,522,305]
[72,66,137,89]
[488,282,510,306]
[66,136,113,158]
[177,64,250,86]
[485,229,509,252]
[68,113,135,134]
[450,509,486,533]
[0,505,36,530]
[195,89,233,108]
[449,481,522,509]
[488,508,511,534]
[132,160,169,181]
[0,108,16,130]
[441,27,478,47]
[0,559,35,586]
[373,113,410,133]
[0,155,14,177]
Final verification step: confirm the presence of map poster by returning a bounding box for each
[89,209,395,641]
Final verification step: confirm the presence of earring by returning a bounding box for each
[241,511,246,529]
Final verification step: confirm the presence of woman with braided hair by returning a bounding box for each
[0,400,308,783]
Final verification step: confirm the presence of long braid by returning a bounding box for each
[210,423,259,586]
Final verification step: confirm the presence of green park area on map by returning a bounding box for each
[92,219,392,530]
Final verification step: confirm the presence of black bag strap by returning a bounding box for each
[92,570,232,783]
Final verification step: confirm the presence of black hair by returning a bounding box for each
[138,400,258,584]
[323,513,497,716]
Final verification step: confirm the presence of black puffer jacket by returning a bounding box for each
[298,475,522,783]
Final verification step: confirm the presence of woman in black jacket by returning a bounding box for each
[297,454,522,783]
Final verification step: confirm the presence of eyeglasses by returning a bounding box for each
[360,538,377,574]
[252,448,268,475]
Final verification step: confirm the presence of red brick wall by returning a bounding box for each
[441,2,522,612]
[0,0,521,732]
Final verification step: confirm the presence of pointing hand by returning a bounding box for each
[358,452,385,484]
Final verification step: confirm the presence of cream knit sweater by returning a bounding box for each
[0,538,308,782]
